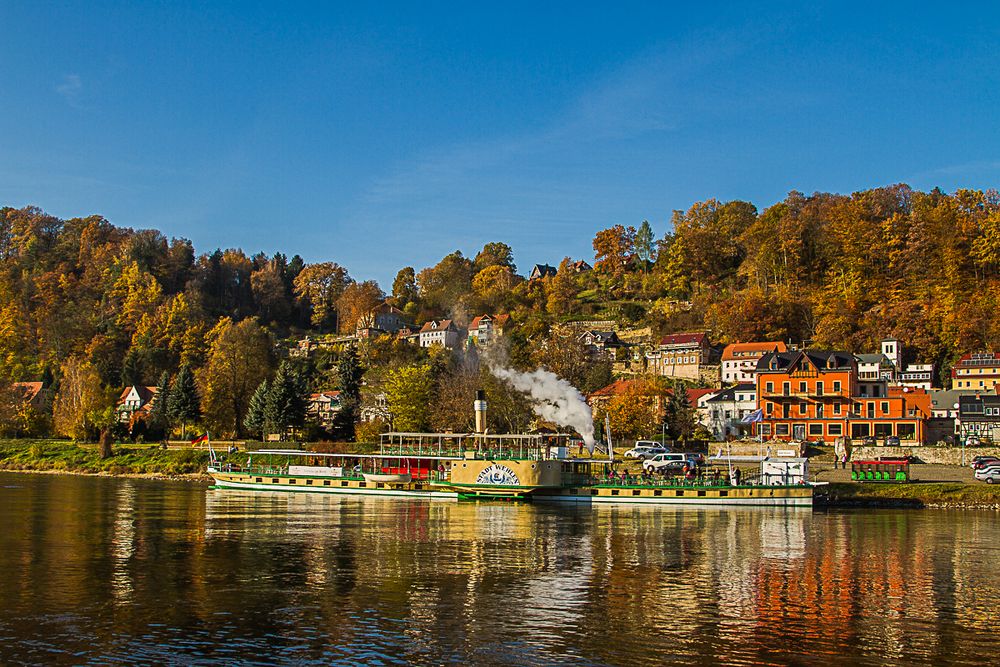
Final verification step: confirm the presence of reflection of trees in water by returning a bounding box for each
[3,475,1000,665]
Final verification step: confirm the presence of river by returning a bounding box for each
[0,472,997,665]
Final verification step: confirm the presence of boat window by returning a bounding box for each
[611,489,619,496]
[256,478,262,483]
[675,490,684,496]
[306,479,313,485]
[289,479,296,484]
[632,489,640,496]
[323,480,330,486]
[341,481,348,486]
[272,479,278,484]
[697,490,706,497]
[720,490,729,497]
[654,490,662,496]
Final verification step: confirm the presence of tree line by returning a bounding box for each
[1,184,997,441]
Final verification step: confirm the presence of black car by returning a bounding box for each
[885,435,901,447]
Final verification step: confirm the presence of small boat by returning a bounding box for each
[363,472,412,483]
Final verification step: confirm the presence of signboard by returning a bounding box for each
[776,449,797,457]
[475,464,519,485]
[288,465,344,477]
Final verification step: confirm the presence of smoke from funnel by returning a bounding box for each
[490,365,596,451]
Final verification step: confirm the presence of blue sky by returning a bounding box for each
[2,2,999,286]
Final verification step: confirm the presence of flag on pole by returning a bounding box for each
[190,433,209,445]
[741,409,764,424]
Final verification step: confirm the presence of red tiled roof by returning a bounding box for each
[721,341,787,361]
[419,319,454,333]
[12,381,43,402]
[686,388,717,404]
[310,391,341,400]
[660,332,708,346]
[117,385,158,405]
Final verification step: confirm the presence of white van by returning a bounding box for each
[643,452,700,473]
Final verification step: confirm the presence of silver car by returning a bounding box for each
[974,465,1000,484]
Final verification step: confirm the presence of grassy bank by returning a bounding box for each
[0,439,379,477]
[0,440,225,477]
[818,482,1000,509]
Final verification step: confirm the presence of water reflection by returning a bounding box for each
[0,473,998,665]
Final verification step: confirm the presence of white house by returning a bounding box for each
[703,383,757,440]
[419,319,461,349]
[720,341,788,384]
[468,314,511,348]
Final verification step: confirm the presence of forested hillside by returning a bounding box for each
[1,184,998,439]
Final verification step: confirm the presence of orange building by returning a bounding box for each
[755,350,856,441]
[756,350,931,443]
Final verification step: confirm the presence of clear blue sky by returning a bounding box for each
[2,1,998,286]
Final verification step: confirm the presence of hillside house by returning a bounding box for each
[307,391,342,428]
[468,314,511,347]
[721,342,787,384]
[419,319,461,349]
[579,330,623,359]
[646,332,711,381]
[116,385,158,423]
[704,383,757,440]
[528,264,557,280]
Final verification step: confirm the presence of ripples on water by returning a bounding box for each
[0,472,998,666]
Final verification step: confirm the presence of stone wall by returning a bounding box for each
[851,445,1000,465]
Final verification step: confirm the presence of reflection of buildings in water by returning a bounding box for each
[111,481,138,604]
[759,511,807,561]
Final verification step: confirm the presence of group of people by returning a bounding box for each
[602,464,744,487]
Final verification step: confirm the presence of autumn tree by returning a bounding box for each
[416,251,473,315]
[385,364,433,432]
[293,262,350,330]
[390,266,419,313]
[336,280,384,334]
[472,265,516,312]
[593,224,636,277]
[52,356,113,441]
[473,242,516,273]
[199,318,274,438]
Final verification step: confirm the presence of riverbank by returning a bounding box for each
[0,440,222,478]
[817,482,1000,510]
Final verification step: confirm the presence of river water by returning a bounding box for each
[0,472,998,666]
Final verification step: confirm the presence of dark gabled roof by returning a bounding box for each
[529,263,557,278]
[705,383,756,403]
[581,330,620,344]
[757,350,855,372]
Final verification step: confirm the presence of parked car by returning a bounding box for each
[974,465,1000,484]
[885,435,901,447]
[862,436,877,446]
[972,457,1000,470]
[643,453,700,473]
[623,445,666,460]
[965,436,982,447]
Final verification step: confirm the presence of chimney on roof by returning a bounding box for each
[474,389,487,434]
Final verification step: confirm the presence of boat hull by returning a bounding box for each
[209,470,812,506]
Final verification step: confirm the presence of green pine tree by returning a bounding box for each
[331,346,363,441]
[244,379,269,441]
[265,361,307,440]
[167,365,200,439]
[149,371,172,436]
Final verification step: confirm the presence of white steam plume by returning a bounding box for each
[490,366,596,451]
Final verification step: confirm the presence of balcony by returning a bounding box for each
[761,390,850,399]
